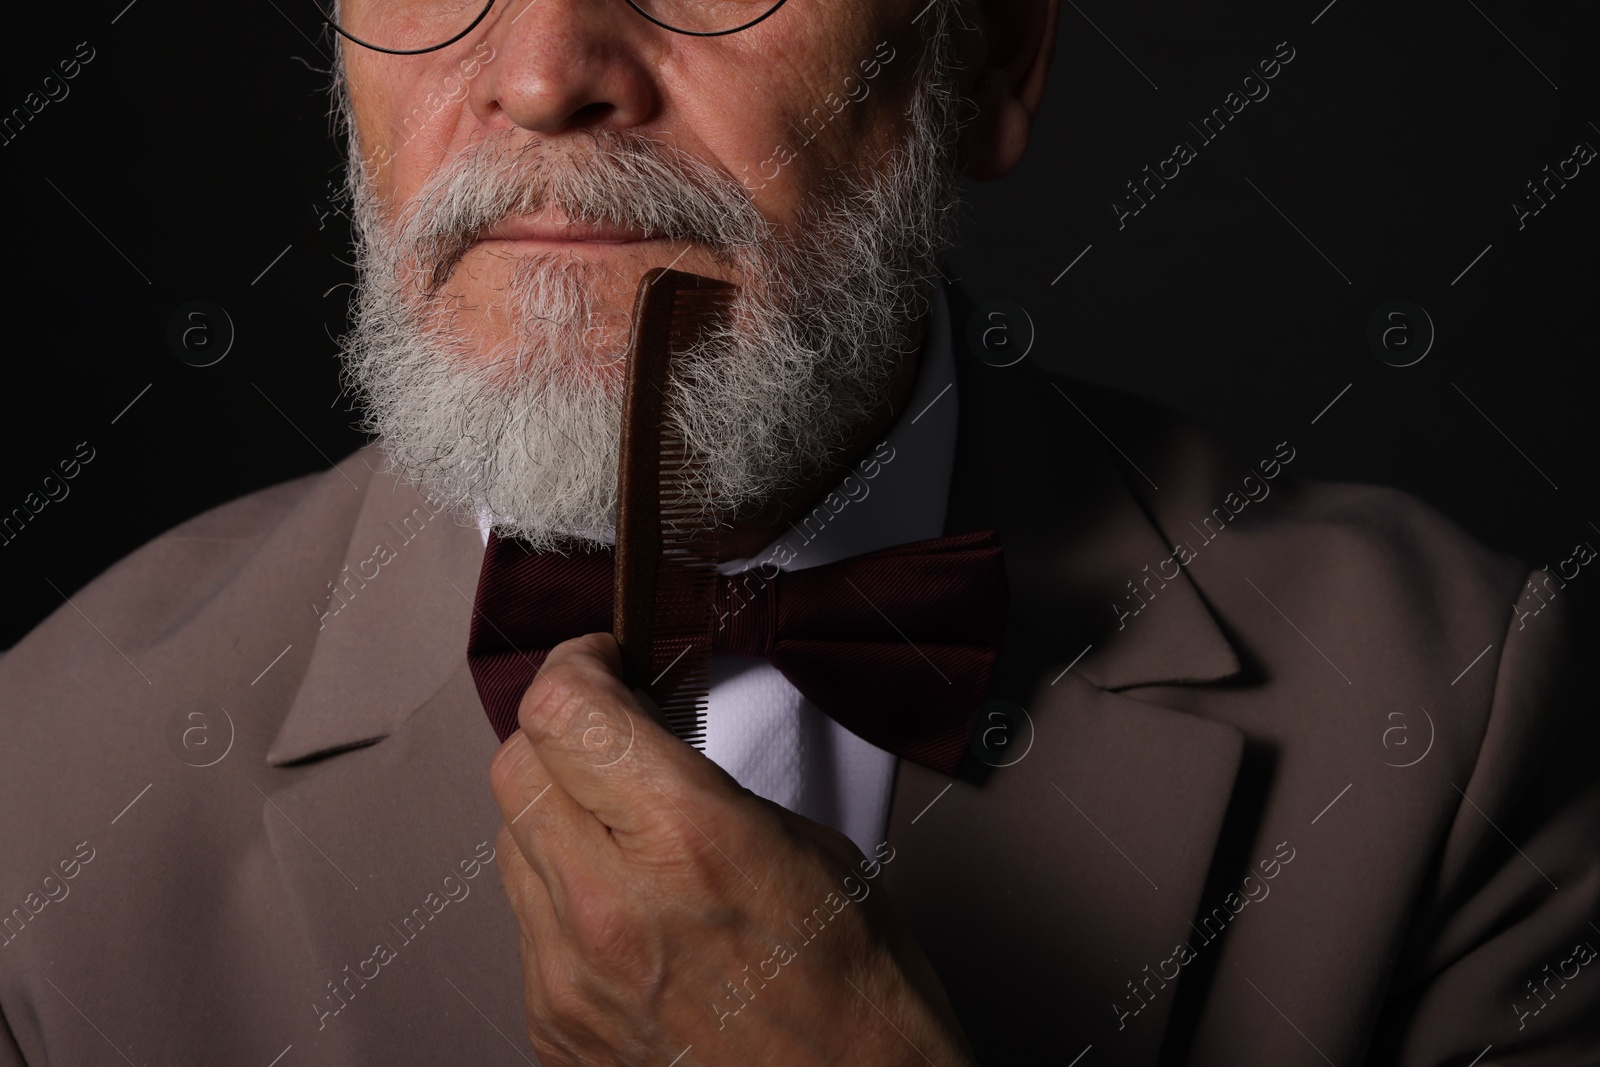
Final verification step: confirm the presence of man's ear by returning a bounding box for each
[956,0,1060,182]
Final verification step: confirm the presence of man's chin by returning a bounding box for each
[406,296,628,385]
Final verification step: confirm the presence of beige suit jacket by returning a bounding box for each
[2,310,1597,1065]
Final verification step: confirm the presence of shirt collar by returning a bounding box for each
[719,283,958,575]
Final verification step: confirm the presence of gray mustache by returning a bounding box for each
[392,131,772,289]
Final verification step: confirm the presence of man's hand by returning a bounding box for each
[487,633,976,1066]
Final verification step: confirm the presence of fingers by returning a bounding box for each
[495,824,659,1065]
[489,728,614,912]
[494,823,560,945]
[515,632,738,839]
[493,826,597,1065]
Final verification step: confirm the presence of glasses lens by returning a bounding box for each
[319,0,493,53]
[626,0,788,36]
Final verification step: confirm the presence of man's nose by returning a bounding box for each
[467,0,661,135]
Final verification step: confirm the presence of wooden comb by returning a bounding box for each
[613,268,735,747]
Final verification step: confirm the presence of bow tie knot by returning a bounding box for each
[714,569,780,658]
[466,528,1008,777]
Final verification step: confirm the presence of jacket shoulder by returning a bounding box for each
[1,448,375,669]
[1069,376,1531,624]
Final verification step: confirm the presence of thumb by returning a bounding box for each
[516,633,731,836]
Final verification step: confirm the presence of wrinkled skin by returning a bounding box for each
[489,633,976,1065]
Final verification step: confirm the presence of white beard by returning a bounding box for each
[336,9,962,551]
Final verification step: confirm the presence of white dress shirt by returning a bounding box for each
[483,287,959,857]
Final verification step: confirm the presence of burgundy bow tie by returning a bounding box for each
[466,528,1008,776]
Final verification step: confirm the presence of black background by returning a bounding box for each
[2,0,1595,648]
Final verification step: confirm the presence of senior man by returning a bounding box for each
[2,0,1598,1064]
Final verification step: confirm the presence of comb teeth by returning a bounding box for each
[649,532,718,746]
[612,269,735,749]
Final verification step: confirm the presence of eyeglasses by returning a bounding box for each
[319,0,790,55]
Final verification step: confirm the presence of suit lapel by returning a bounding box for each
[885,669,1245,1064]
[936,290,1240,690]
[254,458,529,1058]
[267,453,487,766]
[879,292,1249,1064]
[259,664,530,1061]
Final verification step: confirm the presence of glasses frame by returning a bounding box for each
[322,0,791,55]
